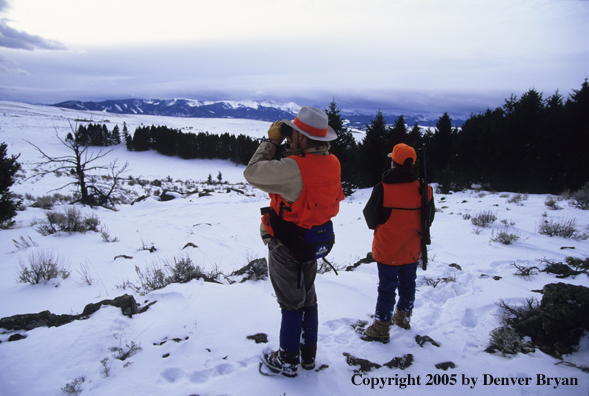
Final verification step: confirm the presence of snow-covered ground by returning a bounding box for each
[0,101,588,396]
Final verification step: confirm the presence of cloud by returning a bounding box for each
[0,54,28,75]
[0,19,67,50]
[0,64,29,75]
[0,0,66,50]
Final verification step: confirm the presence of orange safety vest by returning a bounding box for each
[262,153,344,235]
[372,180,432,265]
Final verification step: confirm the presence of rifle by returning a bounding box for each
[419,143,431,271]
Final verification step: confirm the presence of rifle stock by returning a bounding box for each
[419,143,431,271]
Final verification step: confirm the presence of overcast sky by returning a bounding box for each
[1,0,587,116]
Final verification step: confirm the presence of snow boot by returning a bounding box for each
[361,319,392,343]
[300,344,316,370]
[392,310,412,330]
[261,348,299,378]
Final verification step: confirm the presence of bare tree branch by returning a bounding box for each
[24,121,129,208]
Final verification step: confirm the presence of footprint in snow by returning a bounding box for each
[324,317,359,331]
[160,367,186,383]
[461,308,478,328]
[188,357,255,384]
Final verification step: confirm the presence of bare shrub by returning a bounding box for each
[18,250,70,285]
[491,229,520,245]
[36,207,101,235]
[100,226,119,243]
[537,218,580,239]
[511,262,540,280]
[420,275,456,288]
[163,256,199,284]
[496,297,540,327]
[507,193,527,205]
[544,196,562,210]
[30,193,72,209]
[569,182,589,210]
[471,210,497,227]
[134,264,167,294]
[111,340,142,361]
[61,376,85,396]
[12,235,38,250]
[77,263,94,286]
[488,326,534,355]
[133,256,224,295]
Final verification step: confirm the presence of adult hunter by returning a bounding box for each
[244,106,344,377]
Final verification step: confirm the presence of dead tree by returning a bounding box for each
[25,121,129,208]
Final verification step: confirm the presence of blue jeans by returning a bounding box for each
[374,262,418,322]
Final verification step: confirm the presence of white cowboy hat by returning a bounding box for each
[282,106,337,142]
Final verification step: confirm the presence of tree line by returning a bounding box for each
[124,125,259,165]
[326,80,589,195]
[67,123,122,146]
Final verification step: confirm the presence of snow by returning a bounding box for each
[0,101,588,396]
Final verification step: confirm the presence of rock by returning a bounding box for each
[8,334,27,342]
[505,283,589,358]
[81,294,138,318]
[246,333,268,344]
[0,310,76,331]
[343,352,381,373]
[0,294,140,332]
[383,354,414,369]
[228,258,268,283]
[160,190,183,201]
[435,362,456,371]
[416,335,441,348]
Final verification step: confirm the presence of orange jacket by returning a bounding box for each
[263,153,344,235]
[372,180,433,265]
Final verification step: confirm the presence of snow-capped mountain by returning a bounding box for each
[51,99,302,122]
[51,99,465,128]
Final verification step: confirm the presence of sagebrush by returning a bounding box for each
[36,207,100,236]
[18,250,70,285]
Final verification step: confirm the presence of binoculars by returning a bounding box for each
[281,123,294,137]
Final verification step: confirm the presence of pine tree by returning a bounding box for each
[407,122,422,150]
[389,115,408,150]
[0,142,21,227]
[112,125,121,145]
[324,99,358,195]
[564,79,589,191]
[132,127,150,151]
[360,110,389,187]
[430,113,459,193]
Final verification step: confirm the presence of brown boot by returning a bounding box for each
[361,319,392,343]
[392,310,412,330]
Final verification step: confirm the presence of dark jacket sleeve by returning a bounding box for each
[363,183,384,230]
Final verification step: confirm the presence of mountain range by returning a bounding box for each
[51,99,465,128]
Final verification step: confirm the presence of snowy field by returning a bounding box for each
[0,101,588,396]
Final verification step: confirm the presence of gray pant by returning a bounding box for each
[268,238,317,311]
